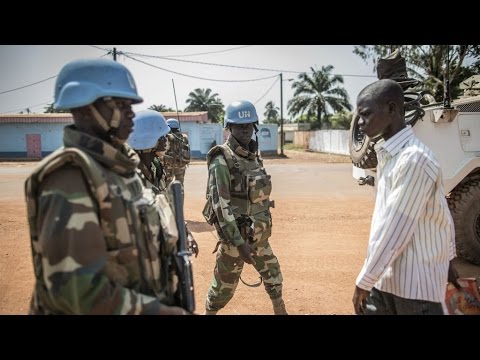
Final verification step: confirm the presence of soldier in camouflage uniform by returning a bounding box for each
[163,119,190,186]
[129,110,199,258]
[128,110,170,194]
[202,100,287,315]
[24,58,189,315]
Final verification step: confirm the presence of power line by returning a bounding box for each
[123,50,303,74]
[254,77,279,105]
[124,54,278,83]
[0,50,111,97]
[122,49,377,78]
[88,45,111,52]
[0,75,56,95]
[4,99,53,114]
[122,45,252,58]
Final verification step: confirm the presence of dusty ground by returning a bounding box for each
[0,149,478,315]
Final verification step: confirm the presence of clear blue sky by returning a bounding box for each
[0,45,377,122]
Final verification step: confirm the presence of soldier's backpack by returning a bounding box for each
[166,133,190,167]
[180,134,191,166]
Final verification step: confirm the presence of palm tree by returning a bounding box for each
[43,103,70,113]
[287,65,351,129]
[148,104,175,112]
[263,101,280,124]
[184,88,224,123]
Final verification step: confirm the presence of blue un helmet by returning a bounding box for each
[224,100,258,128]
[166,118,180,130]
[54,58,143,110]
[128,110,170,150]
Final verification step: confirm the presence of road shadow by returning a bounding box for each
[185,220,214,233]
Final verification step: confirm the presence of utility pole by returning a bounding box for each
[113,47,117,61]
[280,73,284,156]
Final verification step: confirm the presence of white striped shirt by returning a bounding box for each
[356,126,456,302]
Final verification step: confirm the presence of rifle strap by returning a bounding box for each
[239,275,263,288]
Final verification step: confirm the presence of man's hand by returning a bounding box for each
[238,242,256,265]
[448,260,461,290]
[187,231,199,258]
[185,223,199,257]
[352,286,370,315]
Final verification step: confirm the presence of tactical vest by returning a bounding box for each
[203,143,274,243]
[25,147,179,313]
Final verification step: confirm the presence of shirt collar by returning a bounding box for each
[374,126,414,158]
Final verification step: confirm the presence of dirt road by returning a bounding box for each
[0,150,475,314]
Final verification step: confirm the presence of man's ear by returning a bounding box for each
[388,101,398,114]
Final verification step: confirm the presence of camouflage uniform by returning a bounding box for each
[137,156,167,194]
[203,135,285,314]
[25,126,179,314]
[163,132,190,186]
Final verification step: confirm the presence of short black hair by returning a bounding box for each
[358,79,404,109]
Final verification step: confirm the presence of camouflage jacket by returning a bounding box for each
[163,132,190,170]
[203,135,274,247]
[137,157,167,194]
[25,125,178,315]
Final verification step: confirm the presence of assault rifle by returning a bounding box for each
[170,180,196,312]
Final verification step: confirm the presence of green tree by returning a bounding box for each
[329,110,353,130]
[184,88,224,123]
[148,104,175,112]
[353,45,480,101]
[44,103,70,113]
[263,101,280,124]
[287,65,351,130]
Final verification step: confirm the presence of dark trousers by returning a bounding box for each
[365,287,444,315]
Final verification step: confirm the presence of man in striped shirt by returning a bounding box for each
[352,79,458,315]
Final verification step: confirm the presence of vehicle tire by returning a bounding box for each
[348,111,377,169]
[448,174,480,265]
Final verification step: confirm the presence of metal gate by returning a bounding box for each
[26,134,41,158]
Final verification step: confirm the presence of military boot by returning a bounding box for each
[271,297,288,315]
[203,309,218,315]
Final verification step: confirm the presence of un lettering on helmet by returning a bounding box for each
[238,111,251,119]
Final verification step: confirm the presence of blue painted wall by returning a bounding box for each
[0,122,277,159]
[0,123,68,158]
[0,122,225,159]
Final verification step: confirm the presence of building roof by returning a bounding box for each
[161,111,209,123]
[0,111,210,124]
[0,114,74,124]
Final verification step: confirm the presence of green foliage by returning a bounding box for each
[184,88,224,123]
[329,110,353,130]
[287,65,352,129]
[148,104,175,112]
[353,45,480,101]
[292,114,319,129]
[43,103,70,113]
[263,101,280,124]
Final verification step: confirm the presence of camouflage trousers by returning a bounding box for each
[165,166,186,186]
[205,240,283,312]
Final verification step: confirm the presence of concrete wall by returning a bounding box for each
[293,131,311,149]
[308,130,349,155]
[179,123,223,159]
[284,131,294,143]
[0,123,67,158]
[0,122,279,159]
